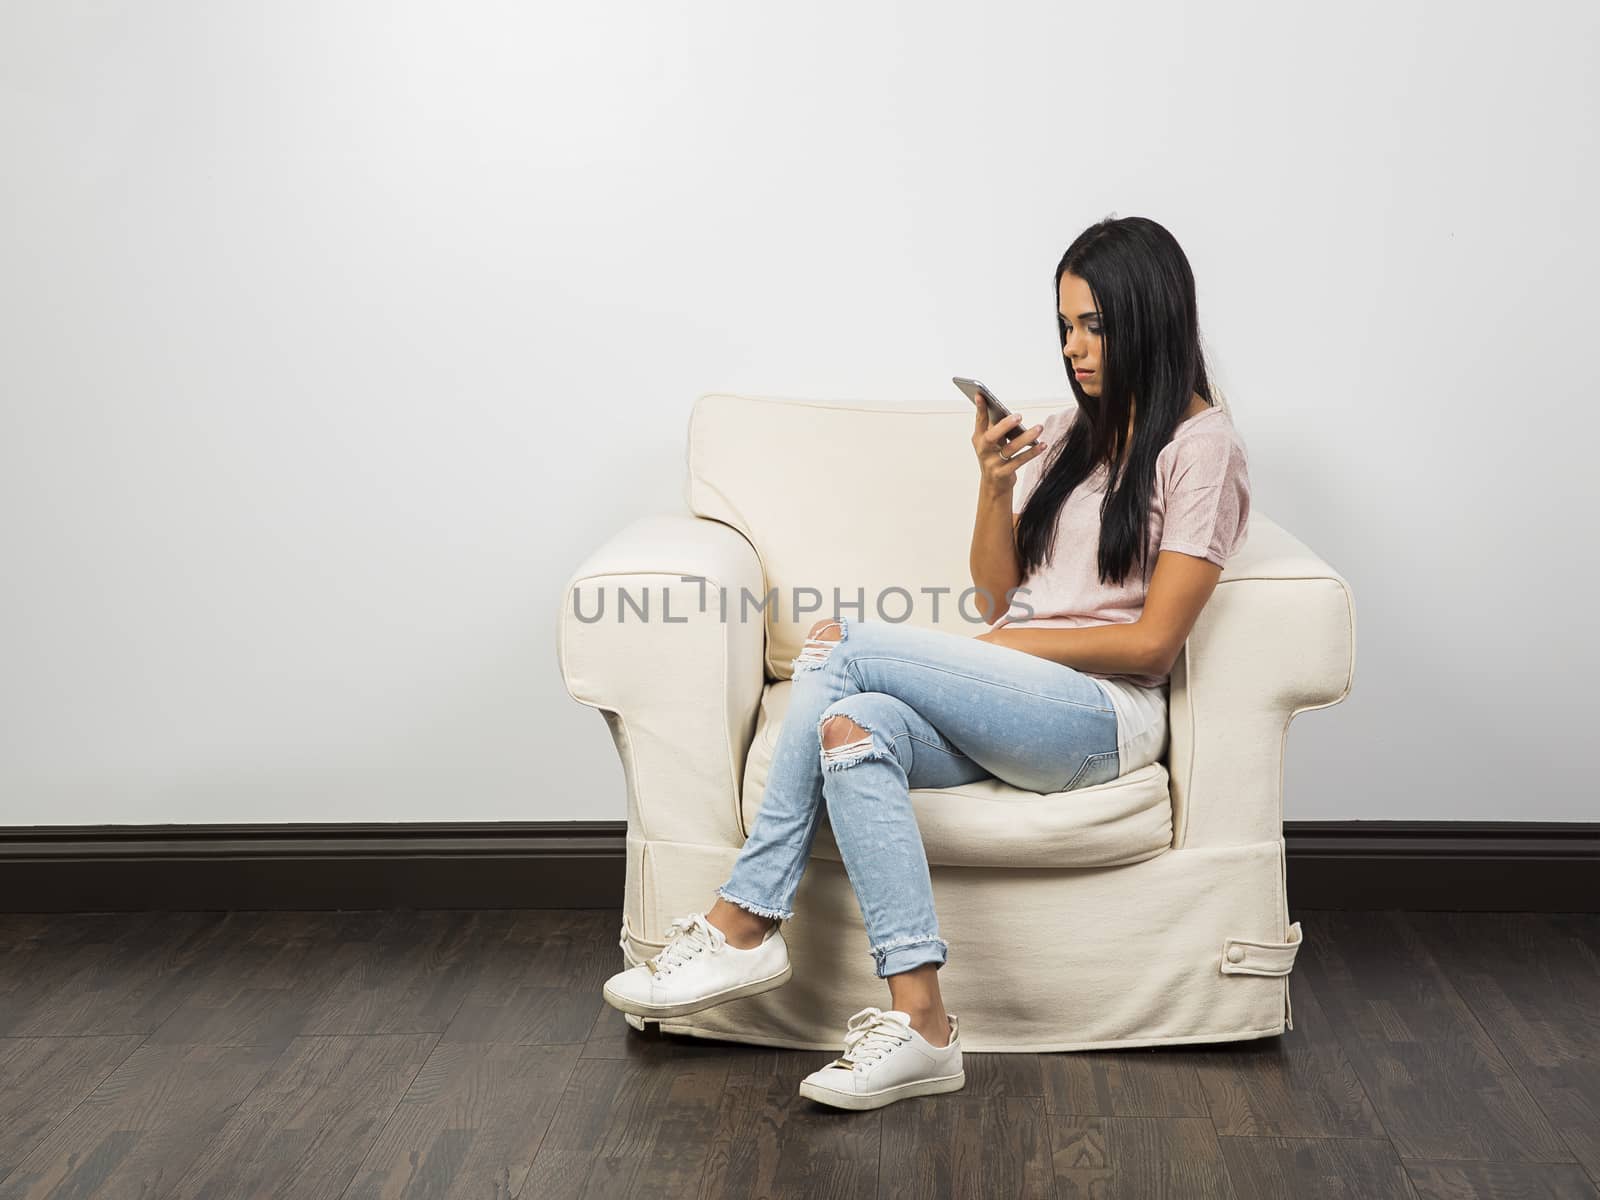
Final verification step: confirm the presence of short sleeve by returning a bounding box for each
[1159,432,1250,568]
[1011,407,1073,515]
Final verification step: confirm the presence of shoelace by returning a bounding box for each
[825,1006,915,1071]
[643,911,726,977]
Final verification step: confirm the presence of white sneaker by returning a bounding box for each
[601,911,792,1019]
[798,1006,965,1110]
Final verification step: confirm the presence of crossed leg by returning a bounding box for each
[706,617,848,946]
[707,617,951,1047]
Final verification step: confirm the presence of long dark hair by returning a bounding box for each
[1015,216,1216,586]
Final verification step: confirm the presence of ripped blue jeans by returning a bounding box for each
[716,616,1120,978]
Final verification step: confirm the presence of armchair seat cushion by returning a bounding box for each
[741,680,1175,870]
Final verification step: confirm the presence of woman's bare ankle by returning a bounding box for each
[706,897,777,949]
[886,963,951,1046]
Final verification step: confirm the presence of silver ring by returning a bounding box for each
[997,450,1011,462]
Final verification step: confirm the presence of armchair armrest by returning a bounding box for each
[557,513,768,849]
[1168,513,1357,849]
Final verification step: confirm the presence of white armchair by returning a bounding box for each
[558,392,1356,1052]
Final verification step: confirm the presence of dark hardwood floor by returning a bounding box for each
[0,909,1595,1199]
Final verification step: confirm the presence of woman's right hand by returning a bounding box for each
[970,397,1047,492]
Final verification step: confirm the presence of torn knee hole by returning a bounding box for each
[821,713,870,750]
[792,617,848,673]
[821,735,877,767]
[819,713,885,769]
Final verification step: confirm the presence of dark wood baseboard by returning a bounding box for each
[0,820,1595,913]
[1283,821,1598,912]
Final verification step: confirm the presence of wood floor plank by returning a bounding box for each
[0,1036,145,1183]
[7,906,1596,1199]
[295,910,511,1036]
[581,1006,773,1071]
[961,1051,1048,1099]
[1219,1136,1417,1199]
[0,912,229,1037]
[0,1042,279,1200]
[164,1033,438,1199]
[1046,1115,1233,1199]
[340,1039,582,1200]
[530,1053,733,1199]
[1193,968,1387,1138]
[142,912,391,1051]
[700,1048,881,1200]
[1049,1115,1114,1199]
[138,910,508,1051]
[583,1015,881,1197]
[582,997,633,1051]
[1405,913,1600,1180]
[581,1004,666,1059]
[1040,1048,1210,1117]
[1296,910,1571,1163]
[442,910,621,1046]
[1404,1159,1600,1199]
[880,1096,1055,1199]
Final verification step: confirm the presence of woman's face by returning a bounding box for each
[1057,272,1102,395]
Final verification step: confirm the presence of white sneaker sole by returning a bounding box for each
[799,1067,966,1110]
[602,959,793,1019]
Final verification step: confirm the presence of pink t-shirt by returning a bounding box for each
[998,402,1251,688]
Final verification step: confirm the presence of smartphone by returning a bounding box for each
[953,376,1033,448]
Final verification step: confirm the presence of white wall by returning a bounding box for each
[2,2,1595,825]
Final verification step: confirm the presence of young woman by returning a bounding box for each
[600,215,1252,1111]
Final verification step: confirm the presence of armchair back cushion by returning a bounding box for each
[686,392,1102,678]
